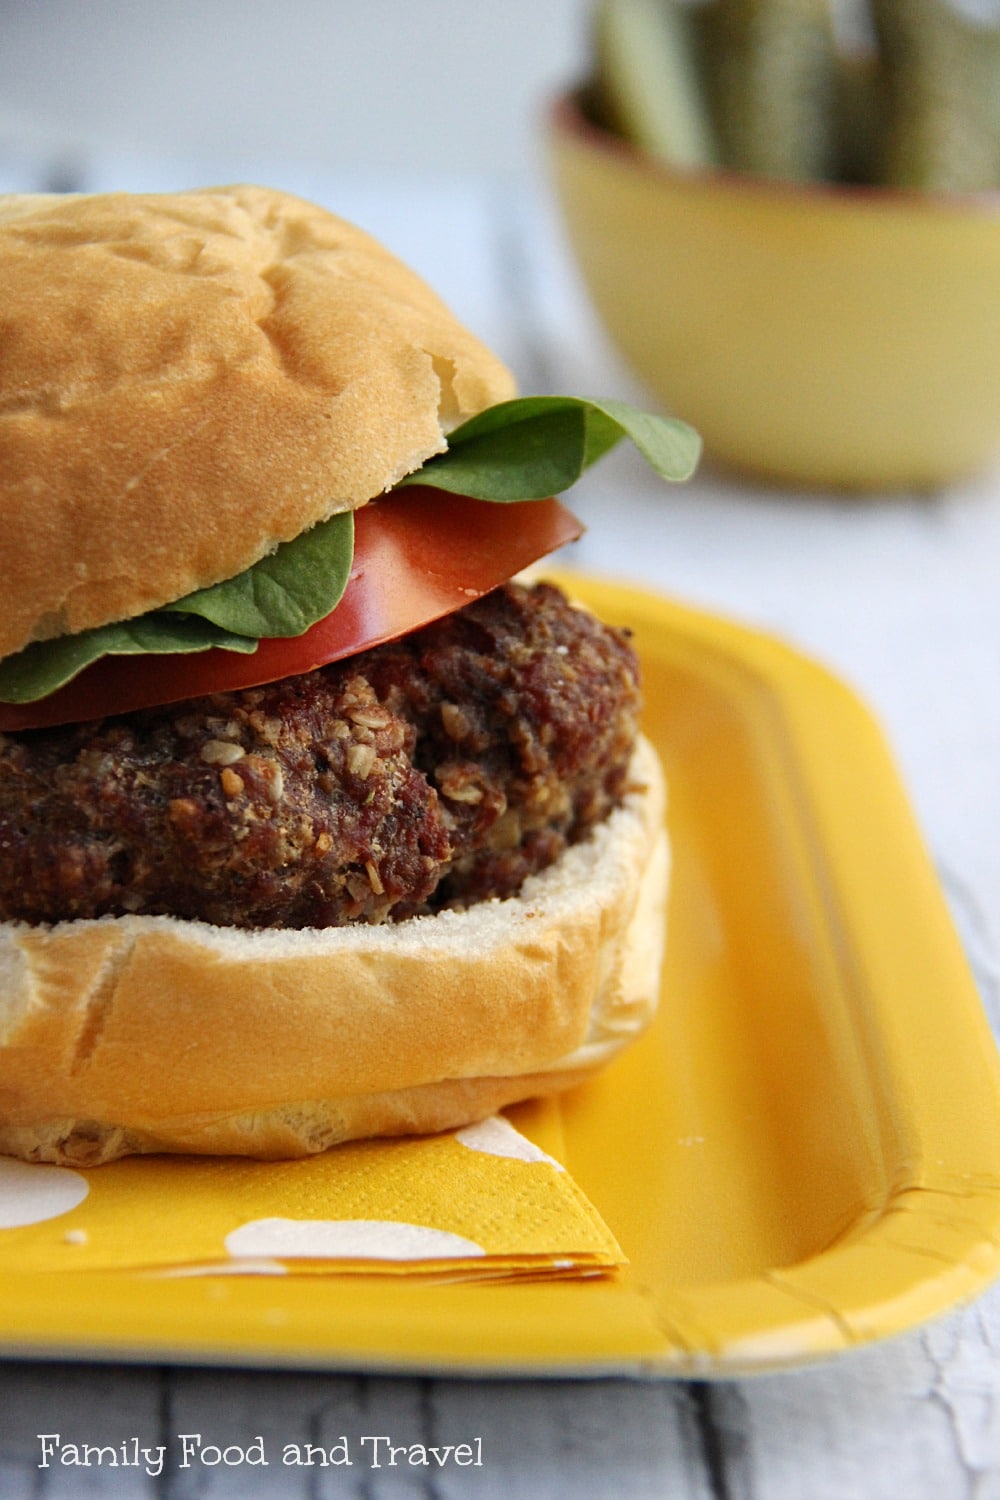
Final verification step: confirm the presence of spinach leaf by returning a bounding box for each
[0,396,700,704]
[400,395,701,499]
[0,614,258,705]
[166,511,354,637]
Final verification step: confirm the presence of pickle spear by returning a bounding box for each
[699,0,838,180]
[871,0,1000,191]
[592,0,718,167]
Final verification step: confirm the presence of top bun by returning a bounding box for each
[0,185,516,660]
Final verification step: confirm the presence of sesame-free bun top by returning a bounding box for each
[0,184,517,660]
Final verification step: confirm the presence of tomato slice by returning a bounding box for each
[0,488,583,731]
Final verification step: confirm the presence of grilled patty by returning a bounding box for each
[0,581,641,929]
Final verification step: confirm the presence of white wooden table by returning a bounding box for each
[1,154,998,1499]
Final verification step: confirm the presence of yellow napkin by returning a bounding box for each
[0,1108,624,1283]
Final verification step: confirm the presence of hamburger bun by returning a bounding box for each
[0,185,515,660]
[0,737,667,1164]
[0,184,676,1165]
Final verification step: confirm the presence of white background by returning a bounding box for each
[0,0,591,181]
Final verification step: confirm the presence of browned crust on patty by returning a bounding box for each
[0,584,640,930]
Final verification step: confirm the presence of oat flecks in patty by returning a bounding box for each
[0,582,641,929]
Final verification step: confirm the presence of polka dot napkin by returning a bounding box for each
[0,1109,625,1282]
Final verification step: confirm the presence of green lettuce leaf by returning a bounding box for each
[400,395,701,499]
[0,614,259,705]
[0,396,700,705]
[0,512,356,704]
[165,511,354,638]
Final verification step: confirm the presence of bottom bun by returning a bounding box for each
[0,736,668,1165]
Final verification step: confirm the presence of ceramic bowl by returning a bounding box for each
[548,91,1000,491]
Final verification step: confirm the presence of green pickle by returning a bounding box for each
[832,51,886,186]
[700,0,838,180]
[589,0,1000,192]
[592,0,718,167]
[871,0,1000,191]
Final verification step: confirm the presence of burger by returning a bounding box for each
[0,185,698,1165]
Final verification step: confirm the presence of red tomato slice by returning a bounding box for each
[0,488,583,731]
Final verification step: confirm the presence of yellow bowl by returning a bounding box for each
[548,92,1000,492]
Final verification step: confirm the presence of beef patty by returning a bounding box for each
[0,581,641,929]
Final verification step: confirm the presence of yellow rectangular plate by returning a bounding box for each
[3,577,1000,1376]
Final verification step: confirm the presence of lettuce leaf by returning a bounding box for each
[0,396,700,704]
[0,513,356,704]
[0,614,259,705]
[402,395,701,499]
[165,511,354,638]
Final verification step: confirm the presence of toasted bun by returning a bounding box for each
[0,739,667,1165]
[0,185,516,659]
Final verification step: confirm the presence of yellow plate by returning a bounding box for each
[3,577,1000,1376]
